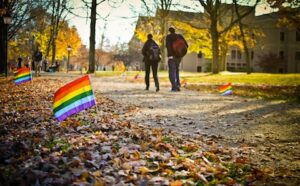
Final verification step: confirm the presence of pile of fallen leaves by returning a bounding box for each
[0,77,267,185]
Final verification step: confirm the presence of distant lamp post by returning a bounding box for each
[67,45,72,73]
[2,12,12,77]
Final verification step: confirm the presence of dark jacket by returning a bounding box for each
[166,33,188,57]
[142,39,160,63]
[34,50,43,61]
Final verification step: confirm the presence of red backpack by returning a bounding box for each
[172,35,188,58]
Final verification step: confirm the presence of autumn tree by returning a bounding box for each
[1,0,49,74]
[196,0,260,74]
[171,19,263,72]
[55,23,82,61]
[267,0,300,32]
[47,0,71,65]
[72,45,89,73]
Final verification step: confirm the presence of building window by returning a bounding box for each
[280,32,285,41]
[231,50,236,59]
[237,50,242,59]
[296,32,300,42]
[251,51,254,60]
[279,51,284,59]
[296,52,300,60]
[197,66,202,72]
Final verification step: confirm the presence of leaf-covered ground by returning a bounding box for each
[0,77,274,185]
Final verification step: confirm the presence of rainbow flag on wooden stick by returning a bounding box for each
[218,83,233,96]
[15,67,32,85]
[53,75,96,122]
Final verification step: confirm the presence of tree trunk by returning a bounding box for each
[0,19,5,75]
[88,0,97,73]
[211,18,219,74]
[240,25,251,74]
[160,19,166,70]
[219,49,227,71]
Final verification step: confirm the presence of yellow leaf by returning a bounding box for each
[139,166,150,174]
[170,180,183,186]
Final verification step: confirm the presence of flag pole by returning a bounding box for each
[30,66,33,85]
[88,74,99,124]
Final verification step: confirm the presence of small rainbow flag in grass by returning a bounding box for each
[53,75,96,122]
[181,79,188,87]
[15,67,32,85]
[218,83,233,96]
[134,72,141,80]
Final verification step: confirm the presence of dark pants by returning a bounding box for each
[145,62,159,89]
[168,57,181,90]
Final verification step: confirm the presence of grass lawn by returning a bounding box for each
[163,72,300,86]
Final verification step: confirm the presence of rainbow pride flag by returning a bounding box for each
[181,79,188,87]
[218,83,233,96]
[134,72,140,80]
[53,75,96,122]
[15,67,32,85]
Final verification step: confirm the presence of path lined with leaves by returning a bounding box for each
[92,76,300,185]
[0,76,299,185]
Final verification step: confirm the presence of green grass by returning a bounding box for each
[167,72,300,86]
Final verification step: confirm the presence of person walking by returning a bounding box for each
[142,34,161,92]
[25,57,30,68]
[33,46,43,76]
[17,57,22,69]
[166,27,188,91]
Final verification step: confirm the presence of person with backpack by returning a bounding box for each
[166,27,188,92]
[142,34,161,92]
[33,46,43,76]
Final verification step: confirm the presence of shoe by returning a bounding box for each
[145,87,149,91]
[156,88,159,92]
[176,87,181,91]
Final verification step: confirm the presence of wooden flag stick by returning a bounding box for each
[89,74,100,124]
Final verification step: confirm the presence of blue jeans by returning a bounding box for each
[168,57,181,90]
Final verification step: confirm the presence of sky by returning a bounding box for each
[68,0,143,50]
[68,0,273,50]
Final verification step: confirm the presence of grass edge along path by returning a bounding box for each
[111,71,300,102]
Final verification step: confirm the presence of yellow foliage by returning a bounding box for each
[114,61,126,72]
[135,18,164,45]
[55,24,81,60]
[8,21,82,62]
[172,21,212,58]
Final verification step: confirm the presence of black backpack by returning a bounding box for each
[147,42,161,62]
[172,35,188,58]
